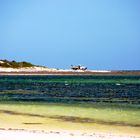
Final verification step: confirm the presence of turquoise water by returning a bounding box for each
[0,75,140,134]
[0,75,139,103]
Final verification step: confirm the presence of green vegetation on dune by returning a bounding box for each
[0,60,34,68]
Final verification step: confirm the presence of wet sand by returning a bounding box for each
[0,70,140,76]
[0,128,140,140]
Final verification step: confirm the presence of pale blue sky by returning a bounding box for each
[1,0,140,70]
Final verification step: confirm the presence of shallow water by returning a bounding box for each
[0,75,140,103]
[0,75,140,135]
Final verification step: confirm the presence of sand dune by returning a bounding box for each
[0,66,111,72]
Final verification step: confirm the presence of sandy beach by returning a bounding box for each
[0,67,140,76]
[0,128,140,140]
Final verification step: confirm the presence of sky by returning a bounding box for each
[0,0,140,70]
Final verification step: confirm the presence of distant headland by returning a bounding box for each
[0,60,139,76]
[0,60,35,68]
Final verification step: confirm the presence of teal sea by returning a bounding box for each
[0,75,140,135]
[0,75,140,103]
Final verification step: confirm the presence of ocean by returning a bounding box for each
[0,75,139,103]
[0,75,140,135]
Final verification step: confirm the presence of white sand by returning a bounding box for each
[0,61,4,64]
[0,129,139,140]
[0,66,57,72]
[0,67,111,73]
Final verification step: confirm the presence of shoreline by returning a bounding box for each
[0,71,140,76]
[0,67,140,76]
[0,128,140,140]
